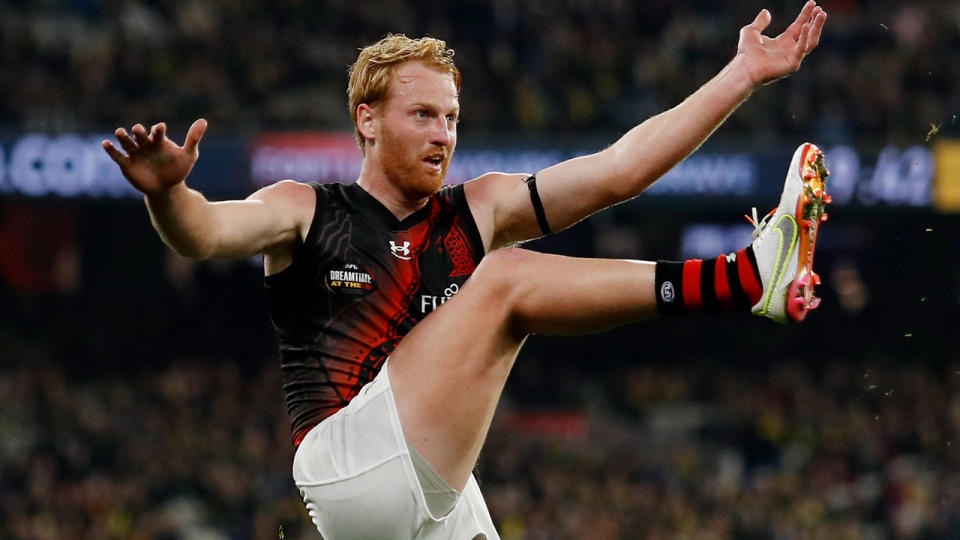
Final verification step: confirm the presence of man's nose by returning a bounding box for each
[430,118,452,146]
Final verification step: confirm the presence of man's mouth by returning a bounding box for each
[424,154,444,169]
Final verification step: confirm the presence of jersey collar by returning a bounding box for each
[346,182,435,231]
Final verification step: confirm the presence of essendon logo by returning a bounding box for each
[660,281,676,303]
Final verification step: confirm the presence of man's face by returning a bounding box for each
[370,61,459,198]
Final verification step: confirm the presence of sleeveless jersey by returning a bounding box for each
[265,182,486,445]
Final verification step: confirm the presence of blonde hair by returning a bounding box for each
[347,34,461,152]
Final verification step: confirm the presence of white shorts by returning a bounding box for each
[292,360,500,539]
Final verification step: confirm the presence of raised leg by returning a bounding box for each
[390,143,832,491]
[388,247,657,490]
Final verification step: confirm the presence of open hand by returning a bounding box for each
[736,1,827,86]
[102,119,208,197]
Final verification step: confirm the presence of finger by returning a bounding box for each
[795,7,822,54]
[805,10,827,53]
[115,128,139,154]
[148,122,166,147]
[154,122,167,143]
[783,1,816,41]
[795,21,810,58]
[183,118,208,154]
[747,8,772,33]
[101,140,129,166]
[797,9,824,54]
[131,123,150,147]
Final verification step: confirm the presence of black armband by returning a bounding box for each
[523,174,552,236]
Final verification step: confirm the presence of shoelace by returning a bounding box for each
[744,207,777,239]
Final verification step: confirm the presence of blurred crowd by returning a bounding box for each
[3,344,960,539]
[0,361,304,539]
[2,0,958,145]
[483,357,960,539]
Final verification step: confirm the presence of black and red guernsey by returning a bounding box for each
[265,182,485,446]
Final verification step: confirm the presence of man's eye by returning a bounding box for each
[416,110,428,118]
[446,114,459,123]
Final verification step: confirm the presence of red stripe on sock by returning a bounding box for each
[714,255,734,309]
[737,248,763,305]
[683,259,702,311]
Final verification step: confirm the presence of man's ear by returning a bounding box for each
[357,104,376,143]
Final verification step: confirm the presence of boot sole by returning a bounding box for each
[786,143,831,322]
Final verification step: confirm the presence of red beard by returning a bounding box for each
[375,125,450,198]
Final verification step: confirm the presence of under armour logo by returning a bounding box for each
[389,240,412,260]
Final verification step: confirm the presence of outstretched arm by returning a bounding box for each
[103,119,313,259]
[467,1,827,250]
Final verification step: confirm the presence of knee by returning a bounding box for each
[468,247,535,313]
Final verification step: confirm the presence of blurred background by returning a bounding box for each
[2,0,960,538]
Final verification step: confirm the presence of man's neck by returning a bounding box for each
[355,163,432,222]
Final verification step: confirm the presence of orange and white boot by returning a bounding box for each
[750,143,831,323]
